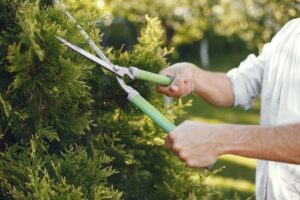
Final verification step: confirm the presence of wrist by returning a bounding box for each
[190,65,204,94]
[213,124,236,156]
[213,124,253,156]
[192,67,212,97]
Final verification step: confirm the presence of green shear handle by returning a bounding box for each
[129,67,172,86]
[128,91,214,169]
[128,92,176,133]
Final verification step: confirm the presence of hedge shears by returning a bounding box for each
[57,11,176,133]
[57,9,215,169]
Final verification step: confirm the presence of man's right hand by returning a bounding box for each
[157,62,234,107]
[156,62,198,97]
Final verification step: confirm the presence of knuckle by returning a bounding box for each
[160,68,175,76]
[178,152,188,161]
[168,132,177,141]
[166,88,178,97]
[186,160,200,168]
[172,92,182,98]
[164,139,172,149]
[172,144,182,152]
[159,68,168,74]
[182,120,192,126]
[186,159,195,168]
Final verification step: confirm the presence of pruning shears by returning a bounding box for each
[57,10,176,133]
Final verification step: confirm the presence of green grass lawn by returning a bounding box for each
[174,49,260,199]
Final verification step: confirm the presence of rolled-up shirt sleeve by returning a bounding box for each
[226,44,269,110]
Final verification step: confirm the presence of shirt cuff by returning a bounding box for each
[226,68,255,110]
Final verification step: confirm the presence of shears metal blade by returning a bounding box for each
[57,36,133,79]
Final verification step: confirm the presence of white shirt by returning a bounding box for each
[227,18,300,200]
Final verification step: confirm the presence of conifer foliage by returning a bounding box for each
[0,1,213,199]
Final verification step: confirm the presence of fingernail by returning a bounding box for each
[171,85,178,91]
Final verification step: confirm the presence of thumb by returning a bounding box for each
[169,77,186,93]
[170,83,179,92]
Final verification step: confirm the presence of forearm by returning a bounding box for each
[220,123,300,164]
[192,68,234,107]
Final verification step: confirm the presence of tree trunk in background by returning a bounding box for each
[200,37,210,68]
[164,96,173,114]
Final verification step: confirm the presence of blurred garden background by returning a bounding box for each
[0,0,299,199]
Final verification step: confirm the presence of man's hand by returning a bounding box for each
[166,120,300,167]
[165,120,223,168]
[157,62,234,107]
[156,62,198,97]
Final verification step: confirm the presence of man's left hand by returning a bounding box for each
[165,120,225,168]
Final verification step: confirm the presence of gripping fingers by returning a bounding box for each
[166,128,215,169]
[157,78,193,98]
[164,136,173,149]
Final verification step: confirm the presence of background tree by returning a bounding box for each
[103,0,299,65]
[213,0,300,49]
[104,0,219,67]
